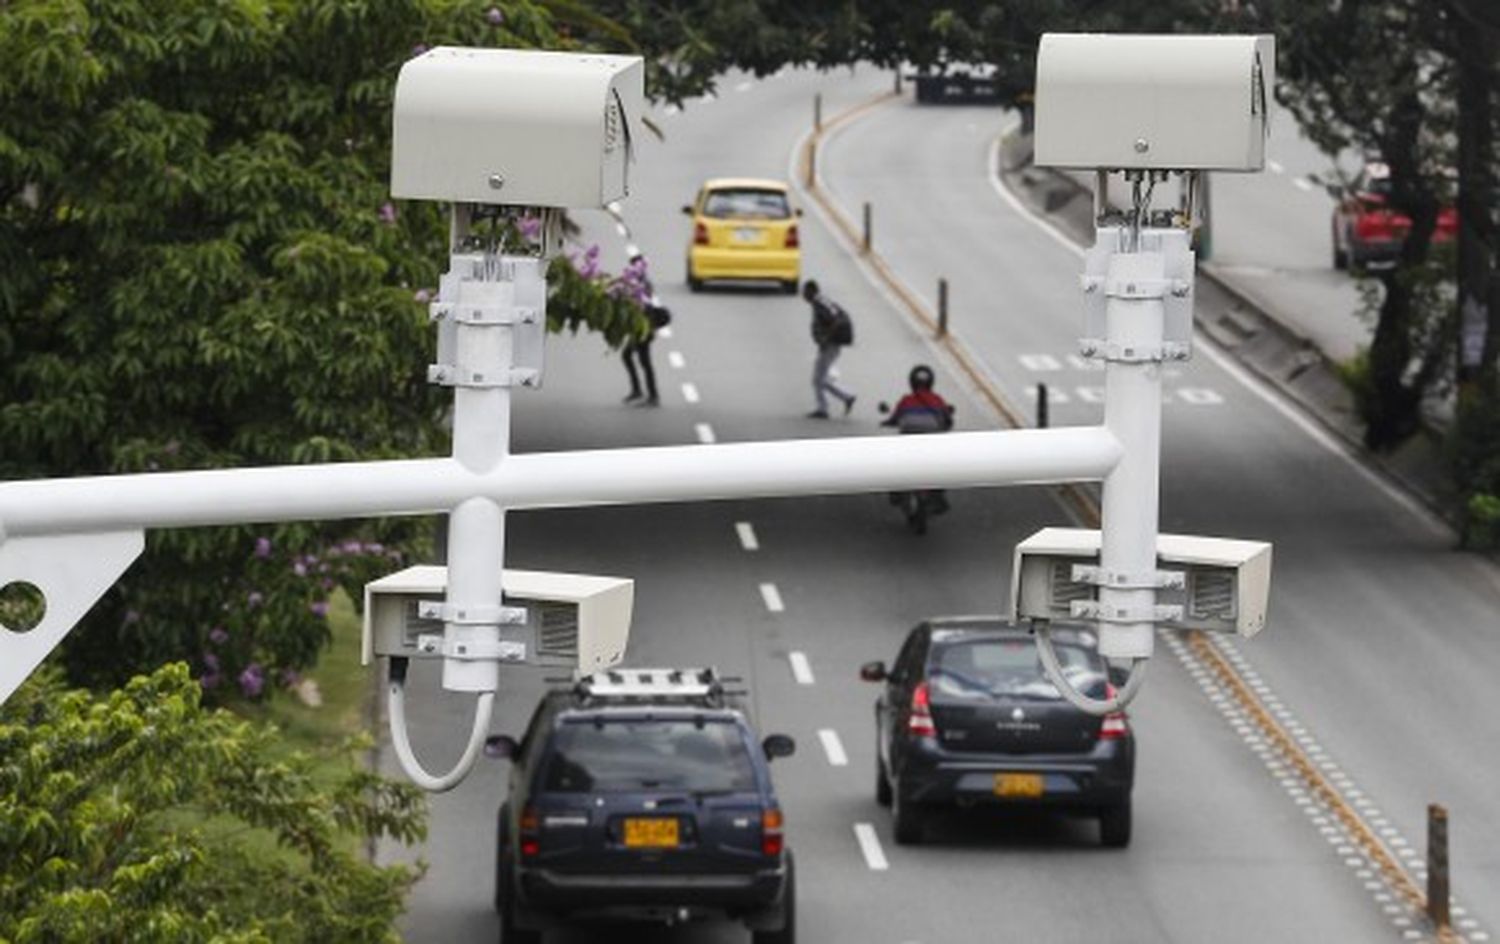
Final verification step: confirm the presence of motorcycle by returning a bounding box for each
[879,398,955,536]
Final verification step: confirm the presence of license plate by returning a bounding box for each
[623,817,680,848]
[733,227,760,243]
[994,773,1044,798]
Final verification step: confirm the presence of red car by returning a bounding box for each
[1332,161,1458,271]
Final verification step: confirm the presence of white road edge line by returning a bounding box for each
[1267,159,1285,174]
[735,521,760,551]
[680,382,700,404]
[657,326,673,339]
[818,729,849,766]
[1294,176,1314,192]
[667,350,686,369]
[982,135,1450,540]
[853,822,890,871]
[695,423,716,444]
[759,582,785,613]
[788,650,814,684]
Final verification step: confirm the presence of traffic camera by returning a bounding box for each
[391,47,645,208]
[1034,34,1275,172]
[1010,528,1273,639]
[363,566,633,673]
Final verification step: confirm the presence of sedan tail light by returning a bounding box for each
[908,682,937,738]
[1100,683,1129,740]
[761,807,784,856]
[784,224,799,248]
[693,222,709,246]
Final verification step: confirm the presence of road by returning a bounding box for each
[378,68,1498,943]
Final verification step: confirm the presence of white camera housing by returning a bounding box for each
[391,47,645,208]
[1034,33,1275,172]
[1010,527,1272,638]
[363,566,633,672]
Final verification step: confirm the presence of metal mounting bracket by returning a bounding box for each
[1071,564,1186,590]
[416,600,528,625]
[1070,600,1184,623]
[426,364,541,389]
[1077,339,1191,363]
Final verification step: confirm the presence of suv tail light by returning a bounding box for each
[761,807,784,856]
[908,682,937,738]
[693,222,709,246]
[1100,684,1129,740]
[519,806,541,858]
[784,224,799,248]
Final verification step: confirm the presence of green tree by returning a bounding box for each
[0,0,645,688]
[0,663,427,942]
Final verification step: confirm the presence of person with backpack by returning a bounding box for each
[803,279,856,419]
[621,251,664,406]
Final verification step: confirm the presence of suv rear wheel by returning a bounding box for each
[751,851,795,944]
[1100,800,1132,848]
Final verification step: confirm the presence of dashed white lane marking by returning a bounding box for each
[1175,387,1225,405]
[667,350,686,369]
[663,104,679,117]
[681,382,700,403]
[817,729,849,766]
[695,423,716,444]
[1268,159,1285,174]
[735,521,760,551]
[853,823,890,871]
[697,92,717,104]
[614,222,628,236]
[788,650,815,685]
[1019,353,1063,371]
[734,80,753,92]
[759,582,784,613]
[656,326,673,339]
[1294,176,1315,192]
[1023,386,1071,404]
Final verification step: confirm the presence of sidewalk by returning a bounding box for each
[997,131,1461,530]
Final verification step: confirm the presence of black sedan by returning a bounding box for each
[861,618,1135,847]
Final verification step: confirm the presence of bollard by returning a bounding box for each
[862,202,872,254]
[1037,383,1050,429]
[1428,804,1450,929]
[937,278,949,337]
[814,93,822,132]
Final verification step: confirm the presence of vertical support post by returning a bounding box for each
[814,93,822,131]
[862,202,872,254]
[937,278,949,337]
[1095,241,1165,664]
[1037,383,1049,429]
[1196,172,1214,262]
[1428,803,1450,930]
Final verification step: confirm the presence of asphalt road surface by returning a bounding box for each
[378,68,1498,943]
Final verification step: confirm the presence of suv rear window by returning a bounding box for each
[543,719,757,793]
[931,639,1104,700]
[702,189,790,220]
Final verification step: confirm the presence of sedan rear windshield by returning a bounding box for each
[931,639,1105,701]
[702,189,791,220]
[543,719,757,793]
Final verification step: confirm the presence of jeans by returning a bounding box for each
[812,345,853,413]
[623,337,657,399]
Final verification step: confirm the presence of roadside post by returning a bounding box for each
[1428,803,1451,929]
[0,35,1280,790]
[1037,383,1049,429]
[937,277,949,337]
[862,201,873,254]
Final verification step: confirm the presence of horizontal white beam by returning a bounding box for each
[0,427,1119,538]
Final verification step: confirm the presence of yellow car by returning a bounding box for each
[683,178,801,294]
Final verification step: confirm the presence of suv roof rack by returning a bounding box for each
[572,667,739,706]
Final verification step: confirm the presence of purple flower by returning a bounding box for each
[279,668,302,688]
[209,626,229,645]
[122,610,140,625]
[320,578,335,591]
[247,591,264,608]
[414,288,432,303]
[203,652,220,671]
[254,536,272,559]
[200,672,222,691]
[341,539,363,555]
[517,215,542,241]
[310,600,330,618]
[293,560,308,577]
[486,6,504,25]
[378,202,397,225]
[366,542,385,554]
[238,664,265,698]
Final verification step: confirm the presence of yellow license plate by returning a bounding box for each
[994,773,1044,798]
[623,817,680,848]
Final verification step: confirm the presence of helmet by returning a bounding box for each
[908,364,935,392]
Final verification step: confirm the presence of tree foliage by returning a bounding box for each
[0,663,427,942]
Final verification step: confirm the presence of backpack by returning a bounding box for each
[828,304,854,346]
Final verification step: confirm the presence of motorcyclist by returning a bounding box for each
[882,365,954,433]
[881,365,954,529]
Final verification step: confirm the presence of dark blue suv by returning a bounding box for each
[488,668,797,942]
